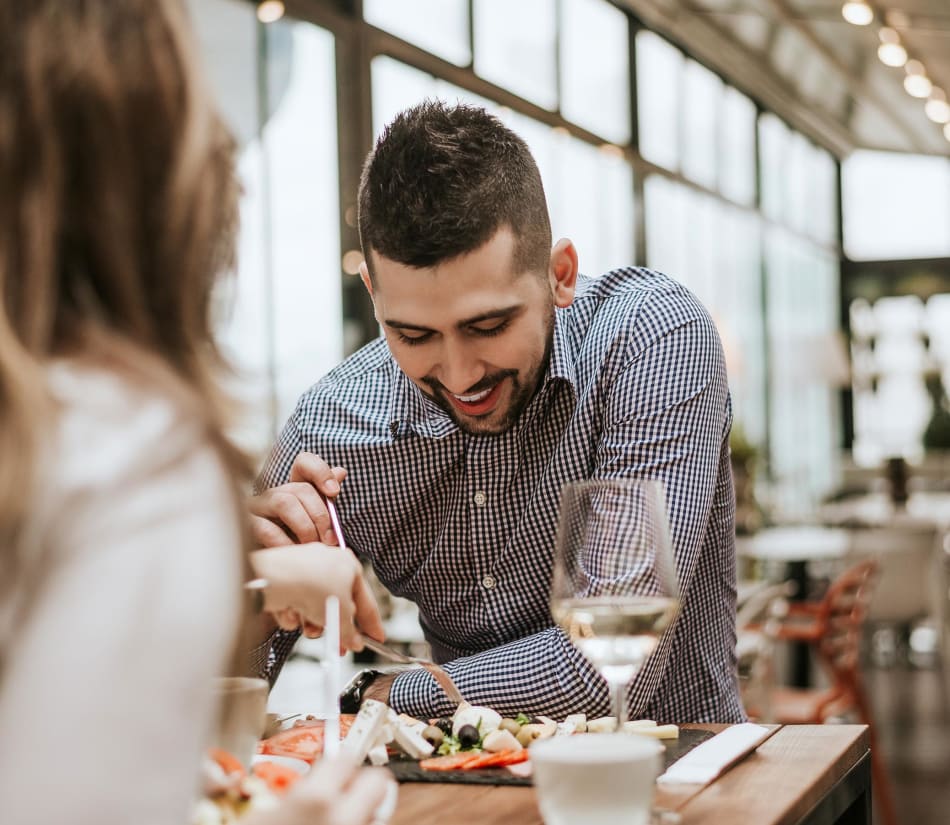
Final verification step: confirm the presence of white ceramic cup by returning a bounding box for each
[211,676,269,769]
[530,733,664,825]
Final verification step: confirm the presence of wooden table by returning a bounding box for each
[388,724,871,825]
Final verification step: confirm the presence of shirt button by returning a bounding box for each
[473,491,487,507]
[481,575,497,590]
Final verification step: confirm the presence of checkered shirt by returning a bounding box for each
[256,268,745,724]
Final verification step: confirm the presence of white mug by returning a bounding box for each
[531,733,664,825]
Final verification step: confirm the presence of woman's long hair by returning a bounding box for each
[0,0,252,629]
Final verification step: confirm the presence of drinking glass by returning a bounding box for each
[550,479,680,729]
[211,676,269,769]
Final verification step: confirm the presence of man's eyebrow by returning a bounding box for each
[384,305,523,331]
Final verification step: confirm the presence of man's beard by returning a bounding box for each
[421,305,555,436]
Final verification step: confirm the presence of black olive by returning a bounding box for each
[434,717,454,736]
[457,724,480,748]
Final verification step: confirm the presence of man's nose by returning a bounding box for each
[435,340,483,395]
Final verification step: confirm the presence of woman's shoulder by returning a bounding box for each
[45,360,222,494]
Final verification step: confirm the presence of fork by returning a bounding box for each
[324,496,466,708]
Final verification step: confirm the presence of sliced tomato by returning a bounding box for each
[470,749,530,769]
[419,752,486,771]
[252,760,302,794]
[208,747,245,777]
[257,716,356,764]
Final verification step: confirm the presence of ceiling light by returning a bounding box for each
[256,0,285,23]
[842,2,874,26]
[925,90,950,125]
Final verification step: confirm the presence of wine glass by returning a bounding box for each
[550,479,680,730]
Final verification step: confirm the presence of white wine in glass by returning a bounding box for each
[551,479,680,729]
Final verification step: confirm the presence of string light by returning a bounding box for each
[256,0,285,24]
[876,28,907,68]
[842,2,874,26]
[924,89,950,125]
[903,60,932,99]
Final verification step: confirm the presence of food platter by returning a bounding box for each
[385,726,714,785]
[255,704,716,786]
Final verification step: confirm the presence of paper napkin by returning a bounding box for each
[656,723,774,785]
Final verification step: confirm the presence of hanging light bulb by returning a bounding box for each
[256,0,285,23]
[841,1,874,26]
[903,61,932,99]
[925,89,950,125]
[877,28,907,67]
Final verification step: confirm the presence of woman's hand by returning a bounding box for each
[249,543,385,650]
[242,757,395,825]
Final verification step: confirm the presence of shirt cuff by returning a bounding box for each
[388,667,457,718]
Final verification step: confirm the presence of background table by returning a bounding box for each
[388,724,870,825]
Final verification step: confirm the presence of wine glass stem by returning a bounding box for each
[610,680,628,731]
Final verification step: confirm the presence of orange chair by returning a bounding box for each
[767,559,899,825]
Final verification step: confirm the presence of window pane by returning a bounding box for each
[644,175,689,277]
[636,30,682,171]
[719,86,756,205]
[842,151,950,260]
[785,132,811,234]
[473,0,557,109]
[560,0,630,144]
[364,0,470,67]
[809,147,838,246]
[265,22,342,426]
[681,59,721,189]
[194,3,343,456]
[715,208,765,444]
[371,56,494,138]
[766,230,842,516]
[759,113,788,222]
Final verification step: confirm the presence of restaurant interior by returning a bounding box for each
[188,1,950,823]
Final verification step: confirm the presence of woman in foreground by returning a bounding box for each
[0,1,389,823]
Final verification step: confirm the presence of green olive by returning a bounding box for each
[498,718,522,735]
[422,725,445,747]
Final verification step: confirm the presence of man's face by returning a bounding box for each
[363,228,564,435]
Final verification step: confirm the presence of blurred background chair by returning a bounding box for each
[736,580,795,724]
[761,559,899,825]
[847,524,943,670]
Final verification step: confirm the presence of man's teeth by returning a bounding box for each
[454,387,492,403]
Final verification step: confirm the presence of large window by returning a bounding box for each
[191,0,341,458]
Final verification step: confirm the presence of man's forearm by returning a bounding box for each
[387,627,612,719]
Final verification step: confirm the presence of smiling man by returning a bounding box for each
[250,101,744,725]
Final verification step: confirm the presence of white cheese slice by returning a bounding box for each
[341,699,390,764]
[388,709,435,759]
[631,723,679,739]
[368,743,390,766]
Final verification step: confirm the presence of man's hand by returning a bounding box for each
[249,453,347,547]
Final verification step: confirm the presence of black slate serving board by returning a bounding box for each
[386,727,715,786]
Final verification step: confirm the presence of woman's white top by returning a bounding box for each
[0,363,242,824]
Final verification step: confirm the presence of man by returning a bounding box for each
[251,100,743,724]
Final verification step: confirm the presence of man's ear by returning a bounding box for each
[359,260,374,298]
[549,239,578,308]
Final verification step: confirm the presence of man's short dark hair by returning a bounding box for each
[358,100,552,281]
